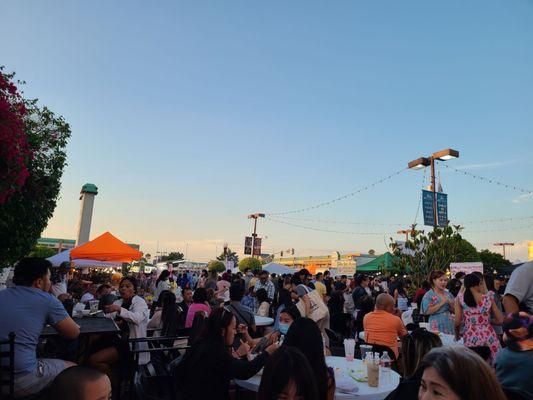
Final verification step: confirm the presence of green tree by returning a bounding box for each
[478,249,512,273]
[238,257,262,272]
[389,225,479,287]
[28,245,57,259]
[0,69,71,268]
[208,260,225,273]
[161,252,184,262]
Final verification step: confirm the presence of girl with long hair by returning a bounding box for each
[454,273,503,361]
[283,318,335,400]
[175,307,278,399]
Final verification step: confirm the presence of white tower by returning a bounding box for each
[76,183,98,246]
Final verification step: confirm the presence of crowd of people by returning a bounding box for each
[0,257,532,400]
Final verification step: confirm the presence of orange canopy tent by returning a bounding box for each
[70,231,142,262]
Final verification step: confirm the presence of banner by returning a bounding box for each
[252,237,262,256]
[422,190,448,227]
[450,262,483,276]
[244,236,252,255]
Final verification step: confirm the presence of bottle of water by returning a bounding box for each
[380,352,392,384]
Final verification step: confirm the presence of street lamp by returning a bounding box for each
[247,213,265,258]
[407,148,459,228]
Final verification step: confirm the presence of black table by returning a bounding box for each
[41,316,120,364]
[41,316,119,337]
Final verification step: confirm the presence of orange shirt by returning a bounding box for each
[363,310,407,357]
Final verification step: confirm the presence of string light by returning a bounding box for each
[265,168,407,216]
[443,164,533,195]
[265,217,386,235]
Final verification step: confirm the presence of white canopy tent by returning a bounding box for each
[47,249,122,268]
[262,262,294,275]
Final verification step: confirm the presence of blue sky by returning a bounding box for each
[2,0,532,261]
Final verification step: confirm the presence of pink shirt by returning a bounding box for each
[185,303,211,328]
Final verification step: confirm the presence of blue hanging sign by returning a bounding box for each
[422,190,448,227]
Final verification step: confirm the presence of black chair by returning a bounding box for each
[0,332,15,399]
[502,386,530,400]
[468,346,491,363]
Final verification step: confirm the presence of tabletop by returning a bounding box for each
[41,316,119,337]
[358,331,463,347]
[235,356,400,400]
[254,316,274,326]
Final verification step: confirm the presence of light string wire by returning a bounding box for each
[443,164,533,195]
[265,168,407,216]
[266,216,533,236]
[265,217,387,235]
[271,214,533,227]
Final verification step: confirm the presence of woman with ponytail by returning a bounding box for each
[454,273,503,361]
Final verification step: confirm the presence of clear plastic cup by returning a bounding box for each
[89,300,99,313]
[344,339,355,361]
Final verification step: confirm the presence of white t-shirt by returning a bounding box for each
[505,261,533,313]
[80,293,95,303]
[50,276,67,297]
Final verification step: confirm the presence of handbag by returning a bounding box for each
[296,285,329,323]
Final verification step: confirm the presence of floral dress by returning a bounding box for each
[421,289,455,334]
[458,291,501,360]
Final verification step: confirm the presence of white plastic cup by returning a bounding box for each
[344,339,355,362]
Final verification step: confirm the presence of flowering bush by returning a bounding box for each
[0,71,32,203]
[0,68,71,267]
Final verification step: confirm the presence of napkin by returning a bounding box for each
[336,377,359,394]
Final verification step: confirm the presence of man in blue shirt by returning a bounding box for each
[0,258,80,398]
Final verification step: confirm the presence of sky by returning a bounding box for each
[2,0,533,262]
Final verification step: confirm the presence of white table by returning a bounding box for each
[358,331,463,347]
[235,356,400,400]
[255,316,274,326]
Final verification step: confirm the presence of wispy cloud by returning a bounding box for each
[512,193,533,204]
[454,160,519,171]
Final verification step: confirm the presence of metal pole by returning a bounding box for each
[430,157,437,229]
[251,217,258,258]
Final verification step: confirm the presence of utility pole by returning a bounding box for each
[494,242,514,259]
[408,148,459,229]
[397,228,415,242]
[248,213,265,258]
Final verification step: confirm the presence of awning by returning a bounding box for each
[357,252,394,272]
[47,249,122,268]
[70,232,142,262]
[263,262,294,275]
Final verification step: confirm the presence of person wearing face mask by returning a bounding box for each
[0,258,79,398]
[278,306,302,335]
[421,271,455,334]
[175,307,278,399]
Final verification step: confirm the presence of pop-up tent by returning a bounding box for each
[263,262,294,275]
[70,231,142,262]
[47,249,122,268]
[357,252,394,273]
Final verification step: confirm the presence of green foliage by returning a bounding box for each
[478,249,512,273]
[161,252,184,262]
[28,245,57,259]
[0,70,71,268]
[208,260,226,273]
[389,225,479,287]
[238,257,262,272]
